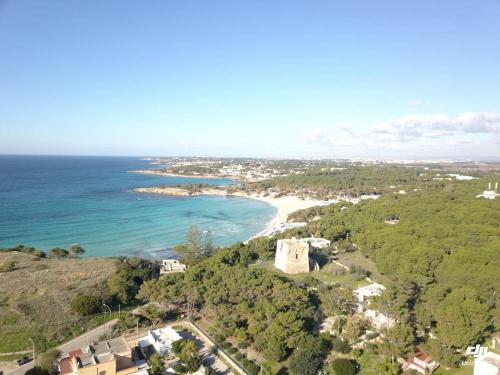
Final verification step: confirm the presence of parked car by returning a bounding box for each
[17,357,32,366]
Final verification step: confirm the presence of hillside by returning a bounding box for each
[0,252,117,353]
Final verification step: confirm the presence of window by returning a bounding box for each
[99,371,106,375]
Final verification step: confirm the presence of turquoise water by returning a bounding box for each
[0,155,276,258]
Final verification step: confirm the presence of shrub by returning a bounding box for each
[234,352,244,361]
[227,346,238,354]
[0,260,17,273]
[70,294,102,316]
[331,337,351,354]
[245,361,260,375]
[330,359,355,375]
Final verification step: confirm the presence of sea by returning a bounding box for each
[0,155,276,258]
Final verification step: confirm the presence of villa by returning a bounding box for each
[354,283,395,329]
[401,347,439,374]
[58,337,149,375]
[138,326,182,355]
[160,259,188,275]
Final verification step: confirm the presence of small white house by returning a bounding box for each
[138,326,182,355]
[354,283,386,305]
[304,237,331,249]
[354,283,395,329]
[401,347,439,374]
[160,259,187,275]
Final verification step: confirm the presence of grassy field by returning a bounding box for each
[0,251,117,352]
[434,366,473,375]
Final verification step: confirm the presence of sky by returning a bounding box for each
[1,0,500,160]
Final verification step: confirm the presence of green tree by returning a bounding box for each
[377,323,414,363]
[70,294,102,316]
[433,287,491,349]
[330,358,355,375]
[174,225,214,265]
[25,367,50,375]
[37,349,61,374]
[148,353,165,375]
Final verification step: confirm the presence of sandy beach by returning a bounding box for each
[132,186,328,239]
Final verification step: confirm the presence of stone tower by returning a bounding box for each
[274,238,310,274]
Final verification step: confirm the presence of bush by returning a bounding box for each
[331,337,351,354]
[227,346,238,354]
[213,334,225,344]
[70,294,102,316]
[25,367,50,375]
[245,361,260,375]
[0,260,17,273]
[221,341,231,350]
[234,352,244,361]
[330,359,355,375]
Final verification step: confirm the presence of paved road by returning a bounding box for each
[5,319,117,375]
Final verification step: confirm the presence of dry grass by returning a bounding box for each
[0,252,116,352]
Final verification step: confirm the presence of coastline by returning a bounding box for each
[129,169,239,180]
[132,186,328,240]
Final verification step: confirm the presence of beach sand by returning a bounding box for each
[132,186,329,240]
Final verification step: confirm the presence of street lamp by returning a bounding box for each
[102,304,112,340]
[28,338,35,366]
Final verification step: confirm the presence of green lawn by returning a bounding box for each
[434,366,473,375]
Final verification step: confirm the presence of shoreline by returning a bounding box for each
[129,169,240,180]
[132,186,329,240]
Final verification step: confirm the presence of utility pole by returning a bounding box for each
[102,304,112,340]
[28,338,35,366]
[136,318,139,340]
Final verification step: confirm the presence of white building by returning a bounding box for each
[138,326,182,355]
[476,182,499,200]
[401,347,439,374]
[354,283,395,329]
[160,259,187,275]
[303,237,331,249]
[474,351,500,375]
[354,283,386,306]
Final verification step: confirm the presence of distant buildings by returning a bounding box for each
[274,238,311,274]
[138,326,182,355]
[474,351,500,375]
[354,283,395,330]
[476,182,499,200]
[58,337,149,375]
[401,347,439,374]
[160,259,187,275]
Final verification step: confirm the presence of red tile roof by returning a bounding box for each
[59,358,73,375]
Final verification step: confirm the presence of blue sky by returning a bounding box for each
[1,0,499,160]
